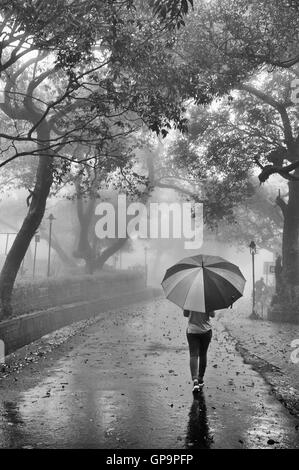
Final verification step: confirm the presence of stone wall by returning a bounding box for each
[0,270,161,356]
[0,287,160,355]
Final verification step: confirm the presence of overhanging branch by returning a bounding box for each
[240,84,294,151]
[258,160,299,183]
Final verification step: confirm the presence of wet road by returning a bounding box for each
[0,298,298,449]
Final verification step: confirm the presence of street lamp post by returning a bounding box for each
[33,233,40,278]
[47,214,55,277]
[249,241,257,318]
[4,233,9,255]
[144,247,148,288]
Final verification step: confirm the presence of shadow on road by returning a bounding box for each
[185,391,213,449]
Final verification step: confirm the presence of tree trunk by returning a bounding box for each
[73,193,97,274]
[40,228,77,269]
[281,178,299,302]
[95,237,128,270]
[73,189,129,273]
[73,202,127,273]
[0,128,53,318]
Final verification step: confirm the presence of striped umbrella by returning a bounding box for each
[161,254,246,312]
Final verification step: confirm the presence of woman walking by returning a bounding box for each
[161,254,245,392]
[184,309,215,392]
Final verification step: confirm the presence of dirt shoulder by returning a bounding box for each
[220,312,299,419]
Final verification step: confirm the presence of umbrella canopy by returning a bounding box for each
[161,254,246,312]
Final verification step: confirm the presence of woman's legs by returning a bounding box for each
[198,356,207,381]
[187,330,212,382]
[198,330,212,381]
[189,356,199,381]
[187,333,200,381]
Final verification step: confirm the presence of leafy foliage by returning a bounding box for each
[168,104,255,225]
[216,186,283,254]
[151,0,193,28]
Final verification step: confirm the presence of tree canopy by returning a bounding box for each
[1,0,299,318]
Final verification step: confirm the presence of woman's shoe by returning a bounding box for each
[192,379,200,393]
[198,377,204,389]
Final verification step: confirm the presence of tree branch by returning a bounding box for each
[240,84,294,152]
[258,160,299,183]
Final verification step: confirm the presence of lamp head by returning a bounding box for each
[249,241,256,254]
[47,213,55,222]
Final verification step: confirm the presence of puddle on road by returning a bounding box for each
[185,392,214,449]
